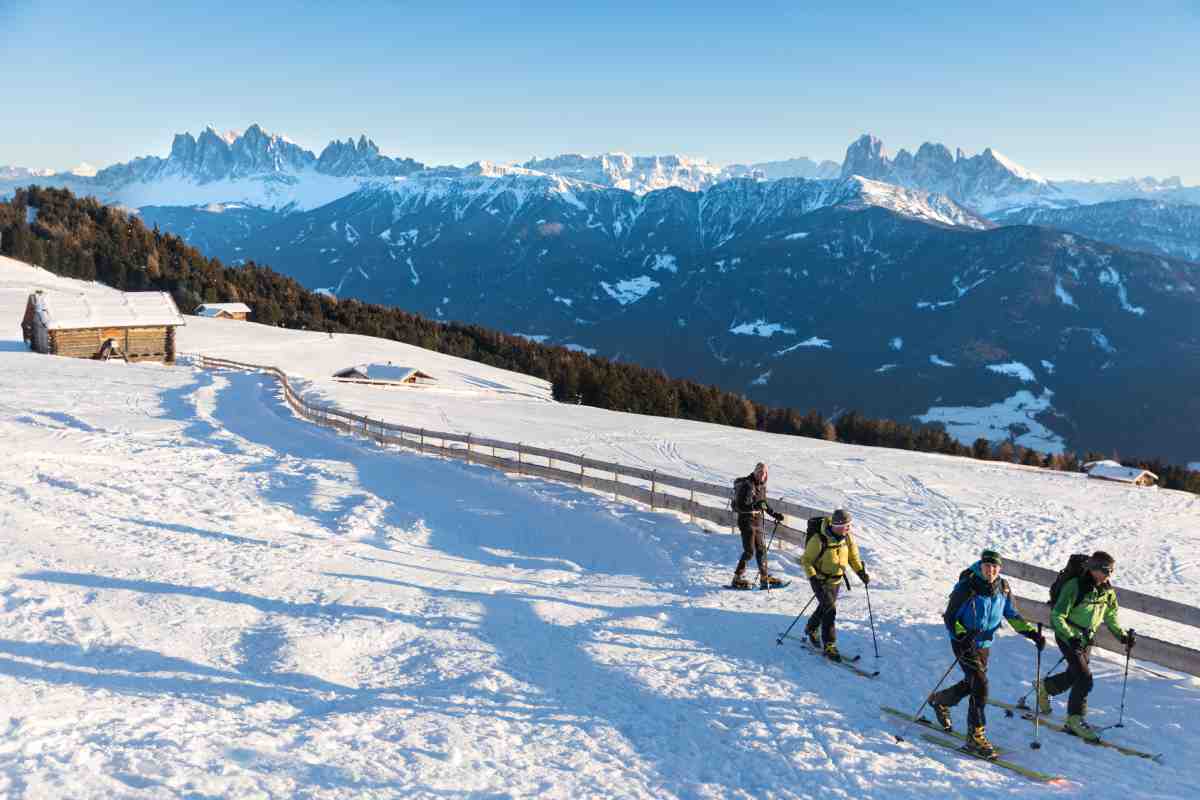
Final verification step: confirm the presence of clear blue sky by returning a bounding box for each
[3,1,1199,182]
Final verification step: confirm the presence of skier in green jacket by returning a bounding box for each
[1037,551,1135,742]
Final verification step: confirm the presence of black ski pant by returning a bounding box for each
[805,577,841,644]
[734,515,768,577]
[931,639,991,730]
[1043,635,1093,716]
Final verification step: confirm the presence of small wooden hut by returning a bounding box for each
[22,290,186,363]
[1083,460,1158,487]
[332,364,436,385]
[195,302,251,320]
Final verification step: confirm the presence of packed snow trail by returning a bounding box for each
[2,258,1200,797]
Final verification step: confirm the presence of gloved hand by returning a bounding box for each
[1022,629,1046,651]
[755,499,769,511]
[769,510,784,523]
[953,632,977,654]
[1067,635,1088,653]
[1122,629,1137,651]
[857,570,870,585]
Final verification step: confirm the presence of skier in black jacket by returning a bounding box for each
[731,462,785,589]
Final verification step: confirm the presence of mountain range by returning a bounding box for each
[4,125,1200,462]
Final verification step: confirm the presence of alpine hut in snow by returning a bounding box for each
[1083,460,1158,487]
[21,290,185,363]
[194,302,251,320]
[332,363,436,385]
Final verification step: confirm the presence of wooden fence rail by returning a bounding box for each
[192,354,1200,675]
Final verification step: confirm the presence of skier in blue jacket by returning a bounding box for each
[929,549,1045,759]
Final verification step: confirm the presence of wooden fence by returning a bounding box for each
[193,354,1200,676]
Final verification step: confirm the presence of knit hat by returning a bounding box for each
[980,549,1002,567]
[1088,551,1116,572]
[831,509,852,526]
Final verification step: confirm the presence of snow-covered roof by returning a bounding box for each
[332,363,435,383]
[195,302,251,316]
[370,365,435,383]
[30,291,185,330]
[1084,461,1158,483]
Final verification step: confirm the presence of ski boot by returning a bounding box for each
[823,642,842,662]
[804,627,820,648]
[1035,679,1051,715]
[760,574,785,589]
[1065,714,1101,743]
[965,726,999,760]
[928,695,953,732]
[730,574,752,590]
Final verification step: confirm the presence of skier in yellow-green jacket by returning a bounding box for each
[1037,551,1134,742]
[800,509,868,662]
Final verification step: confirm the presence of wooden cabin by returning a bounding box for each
[195,302,251,320]
[22,290,186,364]
[332,364,436,385]
[1083,460,1158,487]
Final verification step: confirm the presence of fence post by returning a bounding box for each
[441,437,446,458]
[689,488,695,523]
[518,443,524,475]
[420,429,425,453]
[650,470,657,511]
[580,455,585,486]
[613,470,619,501]
[467,434,472,464]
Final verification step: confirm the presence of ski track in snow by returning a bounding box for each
[1,259,1200,798]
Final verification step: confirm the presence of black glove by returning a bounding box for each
[1123,630,1137,651]
[1067,635,1088,653]
[755,499,769,511]
[857,570,870,585]
[953,632,977,653]
[771,510,784,523]
[1022,629,1046,651]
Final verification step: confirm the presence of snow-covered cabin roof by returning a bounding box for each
[1084,460,1158,484]
[370,365,435,383]
[332,363,436,383]
[30,291,185,330]
[195,302,251,316]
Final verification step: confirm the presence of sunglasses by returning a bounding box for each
[830,522,851,532]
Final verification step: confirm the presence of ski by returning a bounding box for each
[988,699,1162,762]
[880,706,1006,754]
[1019,712,1163,763]
[917,733,1065,784]
[727,579,792,591]
[802,641,879,678]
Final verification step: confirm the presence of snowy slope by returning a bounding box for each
[2,256,1199,799]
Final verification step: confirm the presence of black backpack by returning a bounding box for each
[730,476,752,513]
[1049,554,1091,605]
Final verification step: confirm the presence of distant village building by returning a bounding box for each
[194,302,252,320]
[1083,460,1158,487]
[21,290,185,363]
[332,363,436,385]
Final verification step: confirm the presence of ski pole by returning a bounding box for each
[864,581,880,659]
[765,516,781,554]
[1015,655,1065,710]
[765,517,781,597]
[895,657,959,743]
[1031,623,1043,750]
[1113,628,1134,729]
[776,594,817,645]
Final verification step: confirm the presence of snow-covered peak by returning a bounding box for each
[520,152,727,194]
[984,148,1047,184]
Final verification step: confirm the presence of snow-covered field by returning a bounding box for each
[2,256,1200,798]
